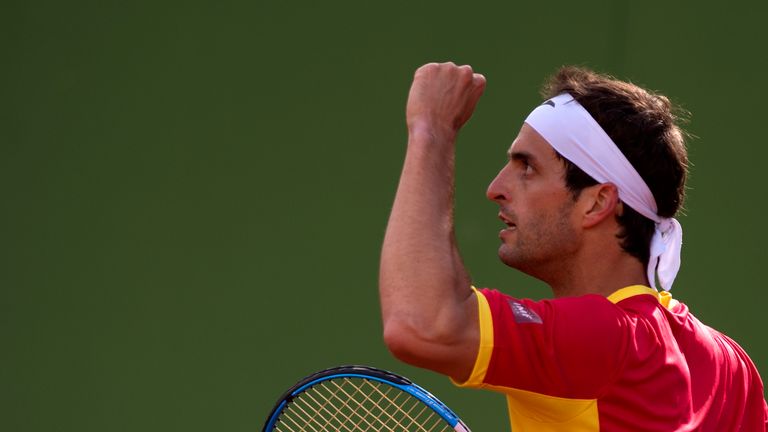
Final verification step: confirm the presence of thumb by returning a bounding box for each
[472,73,487,94]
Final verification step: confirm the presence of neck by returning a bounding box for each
[542,245,649,299]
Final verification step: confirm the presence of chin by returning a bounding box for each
[498,246,521,269]
[498,245,541,276]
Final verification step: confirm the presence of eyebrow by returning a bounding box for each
[507,150,537,165]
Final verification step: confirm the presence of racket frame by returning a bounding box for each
[263,365,470,432]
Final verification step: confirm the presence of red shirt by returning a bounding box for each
[453,286,767,431]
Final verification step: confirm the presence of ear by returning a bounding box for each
[580,183,620,229]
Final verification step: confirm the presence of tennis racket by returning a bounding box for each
[262,365,471,432]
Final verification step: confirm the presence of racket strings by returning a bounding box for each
[274,377,453,432]
[284,380,409,432]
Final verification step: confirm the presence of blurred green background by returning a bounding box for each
[2,1,766,431]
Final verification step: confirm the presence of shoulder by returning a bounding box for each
[478,288,630,337]
[475,288,633,397]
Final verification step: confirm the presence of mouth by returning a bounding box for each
[498,213,517,230]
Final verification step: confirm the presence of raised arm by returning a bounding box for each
[379,63,486,382]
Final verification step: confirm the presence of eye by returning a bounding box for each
[521,160,534,177]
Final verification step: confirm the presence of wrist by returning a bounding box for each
[407,122,457,147]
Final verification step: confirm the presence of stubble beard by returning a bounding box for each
[498,201,579,280]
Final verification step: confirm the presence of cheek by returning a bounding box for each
[527,199,577,233]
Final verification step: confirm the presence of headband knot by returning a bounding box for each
[659,219,673,234]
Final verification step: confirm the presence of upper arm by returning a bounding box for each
[382,288,480,383]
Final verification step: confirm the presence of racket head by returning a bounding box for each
[263,365,470,432]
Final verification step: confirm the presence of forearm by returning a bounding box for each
[379,128,472,335]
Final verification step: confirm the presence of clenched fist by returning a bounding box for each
[406,62,486,141]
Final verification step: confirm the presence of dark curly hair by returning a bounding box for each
[541,66,689,265]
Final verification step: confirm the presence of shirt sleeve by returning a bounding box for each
[454,288,629,400]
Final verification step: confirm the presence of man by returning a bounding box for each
[379,62,767,431]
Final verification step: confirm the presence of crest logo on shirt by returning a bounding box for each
[507,300,543,324]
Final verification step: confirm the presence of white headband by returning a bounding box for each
[524,93,682,291]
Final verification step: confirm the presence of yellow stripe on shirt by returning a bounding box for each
[452,286,494,387]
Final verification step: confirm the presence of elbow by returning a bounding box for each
[382,319,453,368]
[382,320,426,366]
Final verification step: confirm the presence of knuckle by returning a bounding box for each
[415,62,437,76]
[458,65,474,81]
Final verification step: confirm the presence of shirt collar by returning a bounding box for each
[607,285,674,309]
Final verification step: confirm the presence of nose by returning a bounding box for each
[486,164,511,203]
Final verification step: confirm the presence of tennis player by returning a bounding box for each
[379,62,768,431]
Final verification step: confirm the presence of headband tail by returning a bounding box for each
[649,219,683,291]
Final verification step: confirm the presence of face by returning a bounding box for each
[486,124,582,279]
